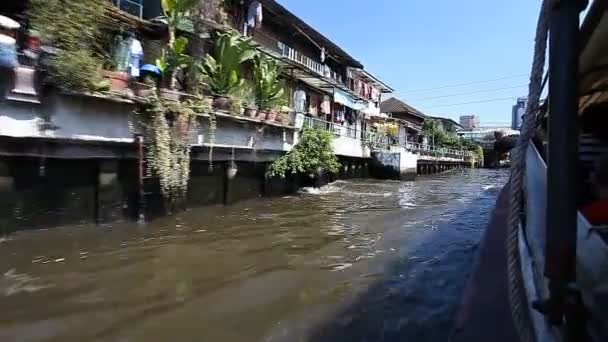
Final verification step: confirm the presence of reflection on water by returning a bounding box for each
[0,169,508,342]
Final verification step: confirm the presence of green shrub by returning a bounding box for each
[270,127,340,178]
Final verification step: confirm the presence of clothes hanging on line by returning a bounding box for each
[247,1,263,28]
[309,94,320,116]
[345,107,358,125]
[334,106,345,124]
[321,95,331,114]
[293,89,307,113]
[371,87,380,101]
[128,38,143,77]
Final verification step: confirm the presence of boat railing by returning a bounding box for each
[524,142,550,298]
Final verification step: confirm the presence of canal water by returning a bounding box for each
[0,169,508,342]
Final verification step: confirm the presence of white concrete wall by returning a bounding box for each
[389,146,418,175]
[0,93,294,156]
[50,95,134,142]
[0,103,43,138]
[332,136,371,158]
[0,93,135,142]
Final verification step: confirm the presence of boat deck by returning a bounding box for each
[451,185,530,342]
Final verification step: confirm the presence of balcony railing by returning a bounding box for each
[112,0,143,18]
[301,116,472,158]
[277,41,325,76]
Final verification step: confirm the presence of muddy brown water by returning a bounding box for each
[0,169,509,342]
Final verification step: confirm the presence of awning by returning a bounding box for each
[334,89,366,110]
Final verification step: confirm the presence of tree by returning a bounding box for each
[270,127,340,178]
[158,0,199,88]
[422,119,449,147]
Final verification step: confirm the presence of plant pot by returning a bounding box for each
[275,113,287,123]
[212,95,232,111]
[265,111,277,122]
[101,70,129,91]
[245,107,257,118]
[159,88,182,101]
[226,166,238,179]
[132,82,155,98]
[256,109,268,120]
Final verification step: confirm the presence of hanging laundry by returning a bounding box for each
[309,94,319,116]
[334,106,345,123]
[247,1,263,29]
[128,37,143,77]
[370,87,377,101]
[320,47,326,63]
[323,64,331,78]
[321,95,331,114]
[293,89,307,113]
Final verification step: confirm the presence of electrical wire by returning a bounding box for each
[421,97,516,109]
[394,74,529,94]
[411,85,527,101]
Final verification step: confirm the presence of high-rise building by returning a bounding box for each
[512,97,528,130]
[459,115,480,130]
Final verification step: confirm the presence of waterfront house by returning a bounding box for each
[430,116,464,134]
[380,97,427,144]
[0,1,470,234]
[0,0,397,232]
[227,0,393,138]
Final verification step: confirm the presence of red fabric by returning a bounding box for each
[581,199,608,225]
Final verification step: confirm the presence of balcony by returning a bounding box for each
[277,42,324,76]
[112,0,143,18]
[300,116,471,159]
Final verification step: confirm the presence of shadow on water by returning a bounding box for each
[307,183,504,342]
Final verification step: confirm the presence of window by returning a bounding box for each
[113,0,144,19]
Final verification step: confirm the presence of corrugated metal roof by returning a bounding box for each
[260,0,363,69]
[380,97,428,120]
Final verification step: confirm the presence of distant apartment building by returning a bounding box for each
[511,97,528,130]
[459,115,480,130]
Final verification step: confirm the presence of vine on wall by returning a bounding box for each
[29,0,108,91]
[136,96,208,207]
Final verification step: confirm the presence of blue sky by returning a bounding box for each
[278,0,542,124]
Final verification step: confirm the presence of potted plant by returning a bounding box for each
[275,105,291,124]
[101,69,129,91]
[233,82,257,117]
[102,34,131,92]
[132,74,157,98]
[157,37,193,101]
[252,55,285,122]
[200,32,256,110]
[156,0,197,101]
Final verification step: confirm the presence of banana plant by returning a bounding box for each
[161,0,199,45]
[158,0,198,89]
[200,32,257,96]
[252,55,285,110]
[156,36,193,88]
